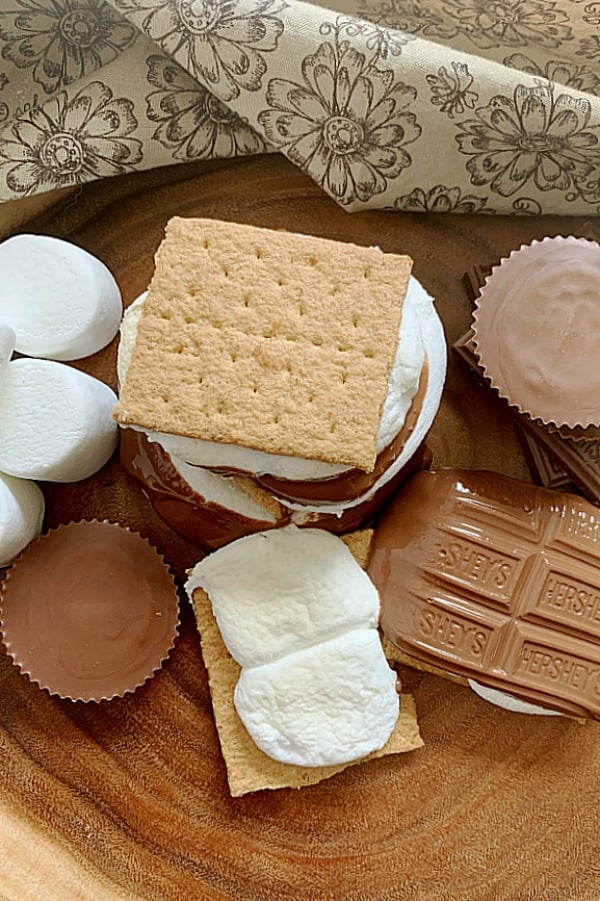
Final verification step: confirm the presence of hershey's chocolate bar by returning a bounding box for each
[369,469,600,719]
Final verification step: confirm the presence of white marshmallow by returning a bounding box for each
[186,526,398,766]
[0,234,122,361]
[186,526,379,667]
[0,358,118,481]
[234,630,399,767]
[117,292,146,388]
[0,471,44,566]
[0,322,15,386]
[468,680,562,717]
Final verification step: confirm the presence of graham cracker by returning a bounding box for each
[114,217,412,472]
[191,529,423,796]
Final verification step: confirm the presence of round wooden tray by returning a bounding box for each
[2,156,599,901]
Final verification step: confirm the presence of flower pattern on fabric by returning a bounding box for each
[115,0,286,102]
[258,33,421,206]
[0,80,142,195]
[583,0,600,22]
[146,52,265,159]
[440,0,572,50]
[394,184,494,212]
[504,53,600,96]
[0,0,138,94]
[577,35,600,60]
[456,83,600,204]
[511,197,541,214]
[331,14,415,61]
[576,4,600,59]
[426,62,478,118]
[355,0,447,37]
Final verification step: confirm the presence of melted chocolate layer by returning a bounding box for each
[120,429,429,551]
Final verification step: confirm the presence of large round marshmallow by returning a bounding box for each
[0,359,118,481]
[234,630,399,767]
[0,234,122,361]
[0,472,44,566]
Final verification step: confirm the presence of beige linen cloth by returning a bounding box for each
[0,0,598,214]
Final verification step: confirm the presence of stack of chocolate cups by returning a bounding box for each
[457,232,600,504]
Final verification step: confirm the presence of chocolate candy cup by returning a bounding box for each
[0,521,179,701]
[473,236,600,430]
[369,469,600,719]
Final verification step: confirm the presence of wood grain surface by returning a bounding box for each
[1,156,599,901]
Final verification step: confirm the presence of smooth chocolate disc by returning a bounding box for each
[0,521,179,701]
[473,236,600,429]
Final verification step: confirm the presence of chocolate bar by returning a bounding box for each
[369,469,600,719]
[514,427,577,494]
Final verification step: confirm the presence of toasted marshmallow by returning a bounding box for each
[0,234,122,361]
[186,526,398,767]
[0,358,118,481]
[0,471,44,566]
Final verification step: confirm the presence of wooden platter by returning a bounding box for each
[1,155,599,901]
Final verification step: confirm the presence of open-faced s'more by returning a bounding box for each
[114,217,446,549]
[184,527,422,796]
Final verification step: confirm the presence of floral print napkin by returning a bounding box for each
[0,0,598,214]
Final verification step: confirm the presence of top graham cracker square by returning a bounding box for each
[114,217,413,471]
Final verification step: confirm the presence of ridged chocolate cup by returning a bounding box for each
[0,520,180,702]
[473,236,600,430]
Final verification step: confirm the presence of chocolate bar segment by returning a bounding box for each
[513,427,576,493]
[369,469,600,719]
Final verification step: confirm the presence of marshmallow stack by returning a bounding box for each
[186,527,399,767]
[0,233,123,564]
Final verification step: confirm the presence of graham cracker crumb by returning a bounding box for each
[231,474,287,522]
